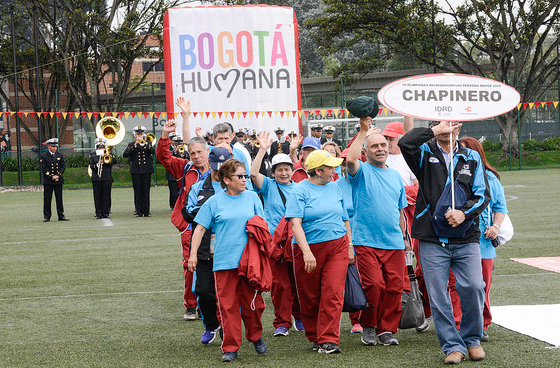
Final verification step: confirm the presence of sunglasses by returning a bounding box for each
[232,174,249,180]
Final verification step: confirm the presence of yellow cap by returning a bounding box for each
[305,149,343,170]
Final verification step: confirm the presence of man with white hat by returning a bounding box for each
[89,138,115,219]
[40,138,69,222]
[270,126,290,160]
[123,125,155,217]
[321,125,342,147]
[309,123,323,139]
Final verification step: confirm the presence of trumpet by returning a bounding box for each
[139,133,156,147]
[177,143,187,154]
[255,141,260,148]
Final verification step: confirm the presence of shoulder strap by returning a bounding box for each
[275,181,287,207]
[178,161,193,195]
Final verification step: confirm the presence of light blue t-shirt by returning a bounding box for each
[255,176,294,234]
[336,176,354,222]
[285,180,348,245]
[348,162,407,250]
[478,170,508,259]
[194,189,265,271]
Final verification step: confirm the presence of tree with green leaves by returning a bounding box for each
[310,0,560,157]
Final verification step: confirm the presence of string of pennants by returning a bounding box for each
[0,108,400,120]
[0,102,548,119]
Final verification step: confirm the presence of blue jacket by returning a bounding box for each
[398,127,490,244]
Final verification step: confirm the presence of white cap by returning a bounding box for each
[324,125,335,132]
[271,153,293,170]
[133,125,146,133]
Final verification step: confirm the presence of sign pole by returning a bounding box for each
[449,121,455,211]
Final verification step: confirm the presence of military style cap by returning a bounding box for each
[346,96,379,119]
[133,125,147,133]
[94,137,107,147]
[45,138,58,146]
[324,125,335,133]
[309,123,324,131]
[274,126,285,134]
[173,135,183,143]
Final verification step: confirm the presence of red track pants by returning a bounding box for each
[355,246,405,334]
[270,260,301,328]
[293,236,348,345]
[214,269,265,353]
[181,230,197,309]
[449,258,493,330]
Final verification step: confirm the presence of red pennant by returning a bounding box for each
[193,112,198,118]
[155,112,161,118]
[314,110,320,116]
[218,112,223,118]
[327,109,333,116]
[17,112,23,117]
[255,111,260,117]
[42,112,49,118]
[340,109,346,116]
[205,112,211,118]
[267,111,273,117]
[242,111,248,118]
[93,112,99,119]
[131,112,137,118]
[81,112,87,118]
[548,101,553,106]
[292,110,297,116]
[117,112,124,119]
[522,103,528,110]
[535,102,541,108]
[143,112,149,118]
[304,110,309,117]
[280,111,285,117]
[55,112,62,118]
[230,112,235,118]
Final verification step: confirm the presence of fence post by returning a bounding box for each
[151,83,157,186]
[518,104,522,170]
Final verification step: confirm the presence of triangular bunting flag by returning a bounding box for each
[218,112,223,118]
[547,101,553,106]
[242,111,247,118]
[516,104,521,110]
[321,110,327,118]
[292,110,297,117]
[554,101,560,108]
[93,112,99,119]
[236,112,241,118]
[193,112,198,118]
[48,112,54,118]
[174,112,180,118]
[87,112,93,119]
[229,112,235,118]
[161,112,166,118]
[81,112,87,118]
[249,111,254,118]
[304,110,309,118]
[42,112,49,118]
[17,112,23,117]
[211,112,217,119]
[142,112,148,118]
[155,112,161,118]
[205,112,211,118]
[333,109,339,117]
[74,112,80,119]
[535,102,540,108]
[130,112,136,118]
[100,112,106,118]
[261,111,266,117]
[118,112,124,119]
[62,112,68,119]
[111,112,118,117]
[149,112,155,118]
[298,110,303,118]
[528,103,535,109]
[280,111,285,117]
[384,108,389,116]
[9,112,15,116]
[267,111,273,117]
[124,112,130,119]
[24,112,30,117]
[255,111,260,117]
[56,112,62,118]
[327,109,333,116]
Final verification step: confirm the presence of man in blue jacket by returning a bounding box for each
[398,121,490,365]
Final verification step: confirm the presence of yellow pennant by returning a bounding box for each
[112,112,118,117]
[383,108,388,116]
[149,112,155,118]
[10,111,15,116]
[554,101,559,109]
[321,110,327,118]
[249,111,255,118]
[516,103,522,110]
[24,112,29,117]
[86,112,92,119]
[161,112,166,119]
[49,112,55,118]
[333,109,340,117]
[73,112,79,119]
[124,112,130,119]
[236,111,242,118]
[100,112,106,118]
[528,103,535,110]
[298,110,303,118]
[174,112,180,118]
[62,112,68,119]
[211,112,217,119]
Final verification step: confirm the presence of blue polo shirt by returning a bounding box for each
[336,176,354,223]
[285,180,348,245]
[348,161,407,250]
[194,189,265,271]
[255,176,294,234]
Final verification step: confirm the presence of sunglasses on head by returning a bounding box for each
[232,174,249,180]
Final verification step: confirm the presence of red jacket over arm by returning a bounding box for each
[239,216,273,292]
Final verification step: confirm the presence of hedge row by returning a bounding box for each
[1,154,104,171]
[481,137,560,152]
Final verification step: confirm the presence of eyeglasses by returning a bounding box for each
[232,174,249,180]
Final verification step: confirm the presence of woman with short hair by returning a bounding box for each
[285,150,354,354]
[188,159,267,363]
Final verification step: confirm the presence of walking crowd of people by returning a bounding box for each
[37,95,508,365]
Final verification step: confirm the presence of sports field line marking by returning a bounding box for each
[494,272,558,277]
[506,195,519,201]
[102,218,114,227]
[0,233,177,245]
[0,289,182,302]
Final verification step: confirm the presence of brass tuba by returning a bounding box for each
[89,117,125,177]
[145,133,156,147]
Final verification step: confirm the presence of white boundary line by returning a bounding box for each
[0,233,177,245]
[0,290,182,302]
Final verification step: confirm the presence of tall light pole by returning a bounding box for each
[11,3,23,185]
[33,2,44,185]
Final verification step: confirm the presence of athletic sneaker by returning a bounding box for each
[253,337,267,354]
[481,330,489,342]
[312,342,320,351]
[184,308,196,321]
[293,318,305,331]
[201,329,216,344]
[274,326,289,336]
[351,323,363,334]
[378,332,399,346]
[415,316,432,333]
[318,342,341,354]
[361,327,377,345]
[221,352,237,362]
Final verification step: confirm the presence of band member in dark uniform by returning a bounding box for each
[321,125,342,147]
[89,138,115,219]
[269,127,290,160]
[123,125,154,217]
[40,138,69,222]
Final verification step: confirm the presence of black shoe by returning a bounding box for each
[318,342,341,354]
[253,337,267,354]
[361,327,378,346]
[481,330,489,342]
[144,213,151,217]
[43,218,50,222]
[378,332,399,346]
[312,342,320,351]
[95,216,102,219]
[135,213,142,217]
[58,217,69,221]
[221,352,237,362]
[102,215,109,219]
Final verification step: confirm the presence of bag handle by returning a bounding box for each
[276,181,287,207]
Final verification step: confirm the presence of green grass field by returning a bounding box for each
[1,169,560,367]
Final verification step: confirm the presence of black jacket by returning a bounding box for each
[40,151,65,185]
[270,141,290,158]
[398,127,490,244]
[123,141,154,174]
[89,153,115,182]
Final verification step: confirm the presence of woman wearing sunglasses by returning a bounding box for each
[188,159,267,363]
[285,150,354,354]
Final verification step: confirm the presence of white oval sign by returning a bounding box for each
[377,73,521,121]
